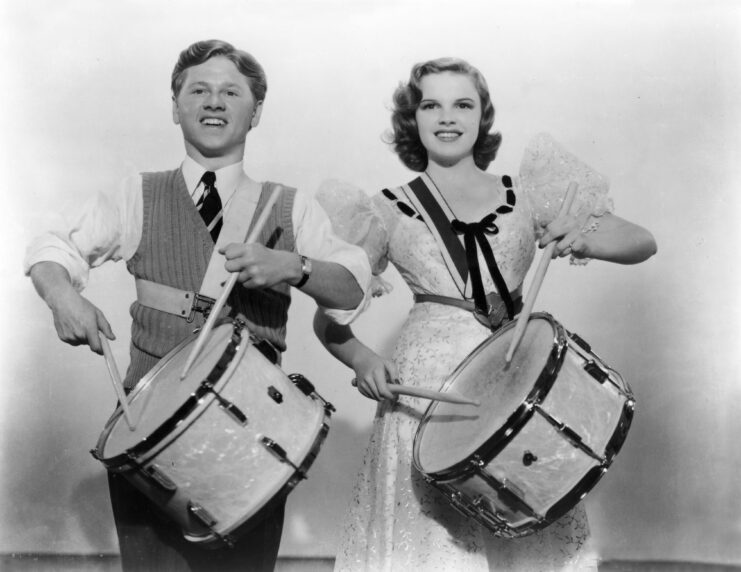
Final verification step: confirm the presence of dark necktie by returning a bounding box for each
[196,171,222,241]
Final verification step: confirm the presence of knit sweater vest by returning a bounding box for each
[124,168,296,389]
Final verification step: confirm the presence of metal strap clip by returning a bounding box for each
[186,293,216,323]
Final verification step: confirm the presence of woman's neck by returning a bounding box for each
[425,156,500,221]
[425,156,480,189]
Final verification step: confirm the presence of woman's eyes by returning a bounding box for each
[419,101,474,110]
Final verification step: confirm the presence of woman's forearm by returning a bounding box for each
[578,213,657,264]
[313,308,373,369]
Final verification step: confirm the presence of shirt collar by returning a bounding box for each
[181,156,246,205]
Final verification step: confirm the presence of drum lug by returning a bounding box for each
[289,373,315,396]
[188,501,220,529]
[584,360,609,384]
[569,332,592,353]
[142,463,178,492]
[187,501,235,548]
[261,436,306,480]
[289,374,336,414]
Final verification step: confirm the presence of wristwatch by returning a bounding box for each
[295,255,312,288]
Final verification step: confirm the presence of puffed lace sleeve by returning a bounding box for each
[519,132,614,242]
[315,179,393,297]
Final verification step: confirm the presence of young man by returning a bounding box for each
[25,39,370,571]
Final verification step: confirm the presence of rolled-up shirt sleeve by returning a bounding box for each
[292,190,371,324]
[23,174,143,291]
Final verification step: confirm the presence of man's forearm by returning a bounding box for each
[299,260,364,310]
[29,261,77,309]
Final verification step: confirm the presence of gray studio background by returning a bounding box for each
[1,0,739,567]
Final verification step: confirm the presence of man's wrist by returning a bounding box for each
[293,254,312,288]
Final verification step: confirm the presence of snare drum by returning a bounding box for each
[92,318,333,548]
[412,312,634,538]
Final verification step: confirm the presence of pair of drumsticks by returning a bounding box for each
[103,182,578,425]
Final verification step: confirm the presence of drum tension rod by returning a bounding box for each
[533,405,605,463]
[202,385,248,426]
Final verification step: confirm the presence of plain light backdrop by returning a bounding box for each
[1,0,740,566]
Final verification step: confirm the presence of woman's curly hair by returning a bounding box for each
[387,57,501,172]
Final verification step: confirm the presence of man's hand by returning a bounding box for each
[48,288,115,355]
[29,261,114,355]
[220,243,301,289]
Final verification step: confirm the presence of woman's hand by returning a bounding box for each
[540,213,657,264]
[351,353,398,402]
[539,214,589,259]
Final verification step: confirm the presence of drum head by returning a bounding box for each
[415,314,559,475]
[100,321,238,460]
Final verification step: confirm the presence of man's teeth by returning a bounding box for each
[202,118,226,126]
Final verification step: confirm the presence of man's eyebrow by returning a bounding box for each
[185,80,242,87]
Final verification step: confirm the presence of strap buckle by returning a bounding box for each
[474,292,522,331]
[186,293,216,323]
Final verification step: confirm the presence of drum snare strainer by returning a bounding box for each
[413,312,635,538]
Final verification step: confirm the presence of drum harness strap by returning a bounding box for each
[414,290,523,331]
[396,173,522,330]
[134,179,282,365]
[135,177,263,323]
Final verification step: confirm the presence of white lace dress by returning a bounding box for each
[317,134,613,572]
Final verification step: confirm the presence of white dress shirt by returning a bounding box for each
[24,156,371,324]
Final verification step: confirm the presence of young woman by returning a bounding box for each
[314,58,656,571]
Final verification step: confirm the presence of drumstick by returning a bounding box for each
[505,182,579,363]
[180,186,283,380]
[101,337,136,431]
[389,385,480,406]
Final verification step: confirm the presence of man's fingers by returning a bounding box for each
[96,310,116,341]
[87,325,105,355]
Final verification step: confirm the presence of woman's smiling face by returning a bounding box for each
[415,71,482,168]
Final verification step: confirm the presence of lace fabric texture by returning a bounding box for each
[315,134,608,571]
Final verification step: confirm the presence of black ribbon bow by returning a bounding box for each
[451,213,516,325]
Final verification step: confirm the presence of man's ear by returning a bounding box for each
[251,101,264,129]
[172,95,180,125]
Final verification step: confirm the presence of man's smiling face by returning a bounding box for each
[172,56,262,168]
